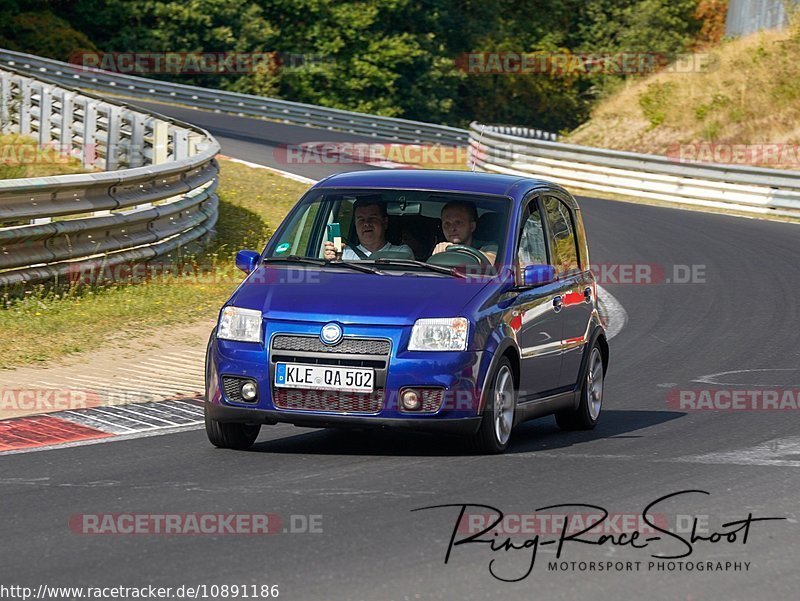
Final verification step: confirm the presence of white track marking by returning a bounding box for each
[57,410,137,433]
[152,401,204,417]
[169,399,205,410]
[693,368,800,386]
[676,437,800,468]
[218,155,316,184]
[110,405,180,426]
[596,285,627,340]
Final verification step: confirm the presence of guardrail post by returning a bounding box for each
[173,128,189,160]
[172,129,189,161]
[0,71,11,134]
[129,111,145,168]
[187,132,202,156]
[152,119,168,164]
[105,105,121,171]
[18,77,31,135]
[38,86,53,145]
[60,91,75,158]
[82,99,98,168]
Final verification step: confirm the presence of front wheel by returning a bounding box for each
[204,332,260,450]
[471,358,517,454]
[556,343,604,431]
[205,409,261,450]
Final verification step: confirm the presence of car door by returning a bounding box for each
[541,195,593,389]
[512,195,564,399]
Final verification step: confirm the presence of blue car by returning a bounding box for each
[205,170,608,453]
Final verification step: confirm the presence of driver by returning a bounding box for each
[431,201,497,263]
[323,199,412,260]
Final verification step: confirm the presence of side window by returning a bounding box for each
[517,202,547,267]
[542,196,580,275]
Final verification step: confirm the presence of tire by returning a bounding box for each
[556,342,604,431]
[204,330,260,450]
[204,409,261,450]
[471,357,517,454]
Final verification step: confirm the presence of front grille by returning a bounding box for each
[222,376,256,404]
[273,388,384,413]
[271,335,390,356]
[420,389,445,412]
[271,354,386,369]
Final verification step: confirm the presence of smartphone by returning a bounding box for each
[327,223,342,254]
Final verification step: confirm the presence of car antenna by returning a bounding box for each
[471,124,486,173]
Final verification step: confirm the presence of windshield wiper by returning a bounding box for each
[368,258,466,278]
[263,255,383,275]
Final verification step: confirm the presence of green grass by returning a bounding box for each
[0,159,310,368]
[0,133,88,179]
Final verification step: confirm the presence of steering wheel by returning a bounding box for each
[444,244,493,268]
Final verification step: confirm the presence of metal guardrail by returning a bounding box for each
[726,0,791,37]
[0,66,220,286]
[469,123,800,218]
[0,48,469,146]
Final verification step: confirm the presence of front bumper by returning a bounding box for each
[205,401,483,435]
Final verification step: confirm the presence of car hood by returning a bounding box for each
[228,266,495,326]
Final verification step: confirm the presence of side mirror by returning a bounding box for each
[235,250,261,274]
[519,264,555,288]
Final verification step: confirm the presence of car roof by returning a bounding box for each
[313,170,575,206]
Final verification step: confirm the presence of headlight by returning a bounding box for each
[408,317,469,351]
[217,306,263,343]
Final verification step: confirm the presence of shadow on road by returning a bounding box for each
[246,409,685,457]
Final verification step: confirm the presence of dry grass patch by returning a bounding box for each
[564,26,800,165]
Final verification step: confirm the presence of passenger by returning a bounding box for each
[431,201,497,263]
[323,199,412,260]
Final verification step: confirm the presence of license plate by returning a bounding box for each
[275,363,374,393]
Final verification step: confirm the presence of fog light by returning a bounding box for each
[401,389,421,411]
[241,381,257,401]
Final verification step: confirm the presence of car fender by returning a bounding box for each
[568,324,609,411]
[476,320,521,413]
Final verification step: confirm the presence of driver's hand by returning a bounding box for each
[323,241,346,260]
[432,241,452,255]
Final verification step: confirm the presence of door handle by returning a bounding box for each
[584,286,593,304]
[552,295,563,313]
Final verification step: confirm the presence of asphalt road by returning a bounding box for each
[2,106,799,601]
[128,99,388,180]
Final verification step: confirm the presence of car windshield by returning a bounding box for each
[264,188,511,271]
